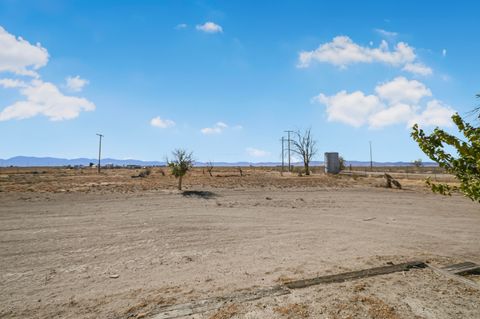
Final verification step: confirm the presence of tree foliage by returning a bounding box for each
[411,113,480,202]
[412,159,423,168]
[167,149,194,190]
[339,155,346,170]
[291,129,317,176]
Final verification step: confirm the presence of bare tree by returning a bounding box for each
[206,161,214,177]
[167,149,194,190]
[291,129,317,176]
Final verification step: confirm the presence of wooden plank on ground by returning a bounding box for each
[150,261,426,319]
[284,261,426,289]
[442,262,480,275]
[152,285,290,319]
[428,264,480,290]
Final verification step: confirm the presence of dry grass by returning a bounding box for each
[354,296,401,319]
[0,166,455,194]
[208,304,240,319]
[274,303,310,318]
[0,167,355,193]
[122,294,176,319]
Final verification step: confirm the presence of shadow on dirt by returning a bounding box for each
[182,190,217,199]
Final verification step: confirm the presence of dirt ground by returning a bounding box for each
[0,168,479,318]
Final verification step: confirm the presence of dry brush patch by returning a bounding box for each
[0,167,361,193]
[208,304,241,319]
[274,303,310,318]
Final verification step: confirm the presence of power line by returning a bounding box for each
[96,133,104,173]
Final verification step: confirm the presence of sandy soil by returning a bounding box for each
[0,169,479,318]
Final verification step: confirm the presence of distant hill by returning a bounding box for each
[0,156,165,167]
[0,156,438,167]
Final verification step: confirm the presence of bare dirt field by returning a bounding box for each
[1,168,479,319]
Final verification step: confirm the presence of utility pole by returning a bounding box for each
[97,133,103,173]
[369,141,373,171]
[281,136,285,173]
[284,130,294,171]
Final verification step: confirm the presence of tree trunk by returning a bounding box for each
[304,162,310,175]
[178,176,183,190]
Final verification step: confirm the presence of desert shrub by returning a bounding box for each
[206,162,214,177]
[339,156,346,170]
[412,159,423,167]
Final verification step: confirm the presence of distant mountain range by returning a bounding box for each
[0,156,438,167]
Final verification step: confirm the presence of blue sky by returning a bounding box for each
[0,0,479,162]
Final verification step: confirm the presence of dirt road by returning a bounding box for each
[1,186,479,318]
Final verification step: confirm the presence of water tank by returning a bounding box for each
[324,152,340,174]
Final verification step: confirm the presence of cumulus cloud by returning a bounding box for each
[298,36,415,68]
[0,26,49,77]
[408,100,455,127]
[0,80,95,121]
[312,91,383,127]
[402,62,433,76]
[375,76,432,103]
[298,36,431,76]
[0,26,95,121]
[66,75,89,92]
[246,147,270,158]
[0,78,27,88]
[150,116,175,128]
[368,103,414,128]
[196,22,223,33]
[313,77,454,129]
[201,121,228,134]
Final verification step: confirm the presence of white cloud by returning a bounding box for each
[246,147,270,158]
[313,77,454,129]
[442,49,447,57]
[312,90,383,127]
[66,75,89,92]
[196,22,223,33]
[0,26,49,77]
[0,26,95,121]
[375,29,398,38]
[408,100,455,127]
[375,76,432,103]
[0,78,27,88]
[402,62,433,76]
[0,80,95,121]
[201,121,228,134]
[298,35,432,76]
[150,116,175,128]
[298,36,416,69]
[175,23,188,30]
[368,103,414,128]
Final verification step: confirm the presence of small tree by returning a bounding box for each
[291,129,318,176]
[412,159,423,168]
[411,113,480,202]
[339,156,346,170]
[167,149,194,190]
[206,161,214,177]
